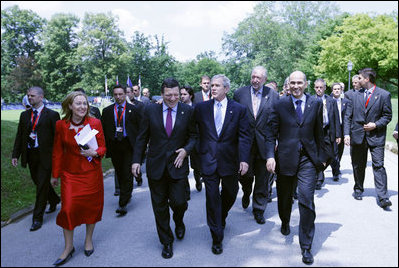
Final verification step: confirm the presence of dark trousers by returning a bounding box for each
[110,138,133,207]
[277,153,317,250]
[27,148,60,223]
[203,173,238,243]
[239,144,269,214]
[148,169,188,245]
[330,138,345,177]
[351,139,388,200]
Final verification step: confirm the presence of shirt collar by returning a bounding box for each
[117,101,126,108]
[291,94,306,104]
[33,104,44,114]
[215,97,228,107]
[163,103,178,112]
[251,86,263,95]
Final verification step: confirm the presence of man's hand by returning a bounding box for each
[344,136,351,146]
[336,137,341,144]
[11,158,18,167]
[266,158,276,174]
[393,131,398,141]
[51,178,59,187]
[239,162,249,176]
[174,148,187,168]
[363,122,376,132]
[132,163,141,177]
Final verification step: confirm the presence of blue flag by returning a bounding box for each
[127,75,133,87]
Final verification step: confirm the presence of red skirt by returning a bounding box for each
[56,168,104,230]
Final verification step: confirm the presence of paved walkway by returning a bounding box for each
[1,147,398,267]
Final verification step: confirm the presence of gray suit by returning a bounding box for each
[233,85,278,214]
[344,86,392,200]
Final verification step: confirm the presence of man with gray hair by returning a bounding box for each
[233,66,279,224]
[12,86,61,231]
[195,74,251,254]
[345,74,363,100]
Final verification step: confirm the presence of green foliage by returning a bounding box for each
[36,13,81,100]
[317,14,398,90]
[1,5,45,101]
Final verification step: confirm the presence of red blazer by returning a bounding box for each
[52,117,106,178]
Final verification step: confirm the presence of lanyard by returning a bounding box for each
[30,109,42,132]
[114,104,126,126]
[365,85,376,108]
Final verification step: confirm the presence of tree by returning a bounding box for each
[4,56,42,103]
[222,1,340,89]
[176,51,225,91]
[1,5,45,101]
[316,13,398,92]
[36,13,80,100]
[76,12,129,94]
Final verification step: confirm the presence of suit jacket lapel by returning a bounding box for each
[302,94,313,125]
[219,99,233,138]
[157,104,168,137]
[256,86,270,119]
[35,107,47,129]
[244,87,255,118]
[366,87,378,113]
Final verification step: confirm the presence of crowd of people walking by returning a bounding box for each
[11,67,396,266]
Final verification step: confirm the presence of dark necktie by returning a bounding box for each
[28,110,38,148]
[295,100,302,122]
[116,105,123,141]
[165,107,172,137]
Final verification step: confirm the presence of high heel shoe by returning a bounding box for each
[53,247,75,266]
[84,247,94,257]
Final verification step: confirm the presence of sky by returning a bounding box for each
[1,1,398,62]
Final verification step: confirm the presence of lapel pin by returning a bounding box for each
[181,111,184,114]
[230,111,233,114]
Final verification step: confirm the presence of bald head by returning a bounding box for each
[289,71,307,99]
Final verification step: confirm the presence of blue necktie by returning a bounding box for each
[295,100,302,122]
[215,102,223,136]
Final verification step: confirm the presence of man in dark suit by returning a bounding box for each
[344,74,362,101]
[314,78,341,190]
[266,71,328,264]
[233,66,278,224]
[133,84,151,104]
[195,74,251,255]
[193,75,211,105]
[101,85,140,216]
[330,83,350,181]
[344,68,392,209]
[12,86,61,231]
[132,78,197,259]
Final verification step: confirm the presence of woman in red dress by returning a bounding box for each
[51,91,106,266]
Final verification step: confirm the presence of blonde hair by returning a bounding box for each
[61,91,90,121]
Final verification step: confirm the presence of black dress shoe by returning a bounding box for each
[301,249,314,264]
[380,198,392,208]
[84,248,94,257]
[30,220,42,231]
[280,223,290,236]
[315,183,322,190]
[53,247,75,266]
[114,189,120,196]
[253,212,266,224]
[195,182,202,192]
[212,242,223,255]
[136,177,143,186]
[333,176,339,182]
[175,223,186,240]
[46,201,59,214]
[242,194,250,209]
[354,191,362,200]
[116,206,127,216]
[293,191,298,200]
[161,243,173,259]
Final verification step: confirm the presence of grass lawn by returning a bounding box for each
[1,109,114,221]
